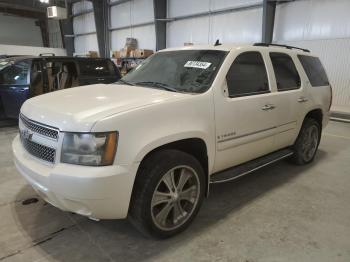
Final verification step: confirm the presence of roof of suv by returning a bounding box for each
[0,56,111,63]
[161,43,312,55]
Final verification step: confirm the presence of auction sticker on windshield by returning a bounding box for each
[184,61,212,69]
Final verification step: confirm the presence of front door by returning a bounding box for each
[213,51,277,173]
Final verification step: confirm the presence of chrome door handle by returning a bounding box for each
[261,104,275,111]
[298,97,308,103]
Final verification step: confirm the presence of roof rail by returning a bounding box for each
[253,43,310,53]
[39,53,56,56]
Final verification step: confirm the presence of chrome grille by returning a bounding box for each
[20,136,56,163]
[20,114,59,140]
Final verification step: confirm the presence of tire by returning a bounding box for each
[128,149,205,238]
[290,117,321,165]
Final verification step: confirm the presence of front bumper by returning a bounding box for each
[12,135,138,219]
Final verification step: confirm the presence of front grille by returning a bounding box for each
[20,114,59,140]
[21,136,56,163]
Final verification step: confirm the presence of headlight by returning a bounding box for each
[61,132,118,166]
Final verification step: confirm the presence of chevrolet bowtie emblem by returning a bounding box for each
[20,129,33,141]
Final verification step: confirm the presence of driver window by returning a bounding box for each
[226,52,269,98]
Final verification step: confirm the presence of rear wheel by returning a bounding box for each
[129,149,205,238]
[290,118,321,165]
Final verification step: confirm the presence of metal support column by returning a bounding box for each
[92,0,110,58]
[36,19,50,47]
[153,0,167,51]
[262,0,276,44]
[60,1,75,56]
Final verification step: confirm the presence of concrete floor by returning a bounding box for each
[0,121,349,262]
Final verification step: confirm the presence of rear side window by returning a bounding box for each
[78,60,111,76]
[270,52,300,91]
[226,52,269,97]
[298,55,329,86]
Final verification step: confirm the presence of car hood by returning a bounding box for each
[21,84,189,131]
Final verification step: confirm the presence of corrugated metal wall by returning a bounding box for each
[48,19,63,48]
[110,0,155,51]
[166,0,262,47]
[72,1,99,54]
[0,12,43,47]
[274,0,350,109]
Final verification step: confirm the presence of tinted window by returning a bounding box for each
[226,52,269,97]
[79,60,111,76]
[270,53,300,91]
[122,50,227,93]
[0,61,29,85]
[298,55,329,86]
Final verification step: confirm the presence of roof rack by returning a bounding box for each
[253,43,310,53]
[39,53,56,56]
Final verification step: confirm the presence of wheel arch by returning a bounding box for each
[135,137,210,197]
[304,108,323,128]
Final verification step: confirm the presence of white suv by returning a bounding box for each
[13,43,332,238]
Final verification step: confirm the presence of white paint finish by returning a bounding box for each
[167,16,210,47]
[276,39,350,108]
[72,0,93,14]
[209,7,262,44]
[0,13,42,47]
[73,12,96,35]
[74,34,98,53]
[14,44,331,219]
[111,24,156,50]
[274,0,350,42]
[167,7,262,47]
[0,44,66,56]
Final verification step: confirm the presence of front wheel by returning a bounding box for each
[290,118,321,165]
[129,149,205,238]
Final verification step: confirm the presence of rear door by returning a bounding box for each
[213,51,277,173]
[267,52,305,149]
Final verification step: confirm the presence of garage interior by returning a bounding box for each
[0,0,350,261]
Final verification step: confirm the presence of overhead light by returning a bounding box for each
[40,0,49,4]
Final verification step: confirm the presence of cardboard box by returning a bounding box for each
[112,51,121,58]
[133,49,154,58]
[88,51,99,58]
[120,46,136,58]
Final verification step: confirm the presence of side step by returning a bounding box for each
[210,148,294,184]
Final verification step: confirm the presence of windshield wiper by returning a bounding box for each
[134,81,179,93]
[117,79,135,86]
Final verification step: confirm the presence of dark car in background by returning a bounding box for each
[0,56,121,119]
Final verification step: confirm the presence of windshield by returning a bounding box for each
[0,61,30,85]
[120,50,227,93]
